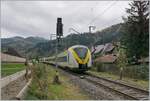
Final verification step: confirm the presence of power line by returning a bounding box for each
[70,1,118,32]
[69,1,120,35]
[89,1,110,20]
[92,15,125,47]
[88,1,118,26]
[96,14,125,31]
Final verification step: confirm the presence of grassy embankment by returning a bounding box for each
[25,63,90,100]
[1,63,26,77]
[88,69,149,90]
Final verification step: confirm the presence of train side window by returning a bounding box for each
[68,53,69,62]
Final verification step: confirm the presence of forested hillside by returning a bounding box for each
[1,23,123,58]
[26,23,123,58]
[1,36,48,57]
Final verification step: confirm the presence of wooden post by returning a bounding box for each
[53,70,61,84]
[120,67,123,80]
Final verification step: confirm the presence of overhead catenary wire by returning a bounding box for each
[96,14,126,31]
[87,0,118,26]
[89,1,110,22]
[91,14,125,48]
[70,1,118,33]
[68,0,124,46]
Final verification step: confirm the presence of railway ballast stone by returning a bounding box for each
[59,69,124,100]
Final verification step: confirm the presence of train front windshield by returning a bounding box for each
[74,47,88,59]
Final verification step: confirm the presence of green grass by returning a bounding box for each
[25,63,90,100]
[1,63,26,77]
[88,70,149,90]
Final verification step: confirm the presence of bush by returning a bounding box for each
[31,64,48,99]
[124,64,149,80]
[93,62,149,80]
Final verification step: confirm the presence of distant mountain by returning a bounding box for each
[25,37,47,44]
[26,23,124,58]
[1,36,48,57]
[1,23,124,58]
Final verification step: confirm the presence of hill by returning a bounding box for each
[26,23,124,58]
[1,36,48,57]
[1,23,124,58]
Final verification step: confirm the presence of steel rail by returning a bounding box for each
[86,73,149,100]
[85,77,139,100]
[87,72,149,94]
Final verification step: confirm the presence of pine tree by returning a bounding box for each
[122,1,149,61]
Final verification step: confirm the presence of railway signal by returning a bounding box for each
[56,17,63,65]
[56,18,63,37]
[53,17,64,84]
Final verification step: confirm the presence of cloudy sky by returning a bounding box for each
[1,1,131,39]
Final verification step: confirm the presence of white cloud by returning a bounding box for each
[1,1,131,39]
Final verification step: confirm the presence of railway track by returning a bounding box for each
[43,61,149,100]
[84,74,149,100]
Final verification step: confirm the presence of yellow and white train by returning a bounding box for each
[67,45,92,71]
[43,45,92,72]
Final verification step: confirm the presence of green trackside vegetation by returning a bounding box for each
[1,63,26,77]
[25,63,90,100]
[88,70,149,90]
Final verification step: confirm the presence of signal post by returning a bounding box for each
[53,17,63,84]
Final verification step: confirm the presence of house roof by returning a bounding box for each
[91,43,115,54]
[91,45,104,54]
[95,45,104,54]
[102,43,115,53]
[95,54,117,63]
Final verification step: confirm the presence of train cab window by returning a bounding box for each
[73,47,88,59]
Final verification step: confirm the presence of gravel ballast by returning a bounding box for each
[58,68,128,100]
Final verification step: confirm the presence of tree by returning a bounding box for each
[4,47,22,57]
[116,48,128,80]
[122,1,149,61]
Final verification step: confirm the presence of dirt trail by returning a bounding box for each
[1,76,27,100]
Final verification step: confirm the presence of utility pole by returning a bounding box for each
[88,25,96,48]
[88,26,96,64]
[89,26,96,33]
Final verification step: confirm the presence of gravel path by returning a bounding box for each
[57,69,129,100]
[1,76,27,100]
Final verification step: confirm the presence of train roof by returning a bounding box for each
[68,45,88,49]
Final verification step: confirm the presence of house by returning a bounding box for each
[95,54,117,63]
[94,54,117,72]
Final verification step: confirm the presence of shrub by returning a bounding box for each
[124,64,149,80]
[93,61,149,80]
[31,64,48,99]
